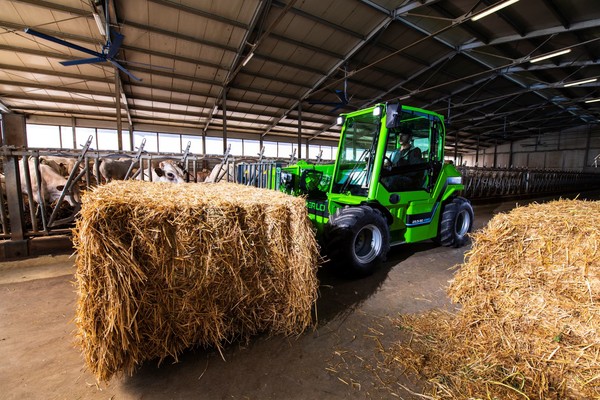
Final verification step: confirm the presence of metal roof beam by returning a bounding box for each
[266,13,395,138]
[120,19,238,54]
[3,93,118,109]
[146,0,247,28]
[0,62,112,84]
[395,15,588,126]
[271,0,364,40]
[203,0,268,133]
[541,0,570,29]
[9,0,88,16]
[460,19,600,50]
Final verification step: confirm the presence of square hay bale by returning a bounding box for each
[384,199,600,399]
[73,181,319,381]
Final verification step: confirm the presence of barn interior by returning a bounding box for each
[1,0,600,399]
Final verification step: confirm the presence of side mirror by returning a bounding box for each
[385,103,400,129]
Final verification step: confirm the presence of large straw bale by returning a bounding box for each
[385,199,600,399]
[73,181,319,381]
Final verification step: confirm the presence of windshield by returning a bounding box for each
[332,111,380,196]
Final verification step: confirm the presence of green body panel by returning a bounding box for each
[276,102,466,245]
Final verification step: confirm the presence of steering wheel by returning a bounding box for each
[383,154,394,168]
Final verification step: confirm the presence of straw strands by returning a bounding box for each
[385,199,600,399]
[73,181,319,381]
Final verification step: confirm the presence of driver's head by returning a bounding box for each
[399,127,412,146]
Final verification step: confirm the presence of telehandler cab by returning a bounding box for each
[278,102,474,277]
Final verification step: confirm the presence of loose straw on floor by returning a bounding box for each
[383,199,600,399]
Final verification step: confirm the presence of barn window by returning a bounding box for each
[26,124,60,148]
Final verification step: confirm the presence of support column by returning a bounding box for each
[259,135,263,156]
[306,140,309,160]
[71,117,77,149]
[475,135,480,166]
[115,73,123,151]
[1,113,28,258]
[129,126,134,151]
[2,113,27,147]
[297,102,302,160]
[583,125,592,169]
[222,89,228,154]
[493,141,498,168]
[453,133,458,164]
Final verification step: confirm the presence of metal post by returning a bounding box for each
[297,102,302,159]
[453,134,458,164]
[493,141,498,168]
[259,136,263,155]
[3,155,27,257]
[71,117,77,149]
[129,126,134,151]
[583,125,592,169]
[1,114,28,257]
[475,135,480,166]
[115,72,123,151]
[222,89,228,154]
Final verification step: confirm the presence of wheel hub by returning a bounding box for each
[354,224,383,264]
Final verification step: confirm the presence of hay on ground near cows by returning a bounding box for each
[384,199,600,399]
[73,181,319,382]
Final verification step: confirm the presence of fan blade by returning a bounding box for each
[331,104,346,113]
[60,57,106,66]
[335,89,348,103]
[308,100,345,106]
[107,30,124,59]
[25,28,102,59]
[110,60,142,82]
[116,60,174,71]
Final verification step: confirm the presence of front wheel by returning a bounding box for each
[438,196,474,247]
[324,206,390,278]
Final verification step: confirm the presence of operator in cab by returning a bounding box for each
[390,127,422,166]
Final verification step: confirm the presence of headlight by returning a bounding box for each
[447,176,462,185]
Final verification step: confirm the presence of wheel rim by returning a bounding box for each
[455,210,471,237]
[353,224,383,264]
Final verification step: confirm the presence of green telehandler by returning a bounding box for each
[277,102,474,277]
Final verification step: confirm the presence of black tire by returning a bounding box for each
[438,196,474,248]
[324,205,390,277]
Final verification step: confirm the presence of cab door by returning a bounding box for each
[375,106,444,243]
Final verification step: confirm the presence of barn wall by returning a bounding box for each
[461,125,600,171]
[25,115,338,149]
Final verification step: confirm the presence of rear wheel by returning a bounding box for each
[438,196,474,247]
[324,206,390,277]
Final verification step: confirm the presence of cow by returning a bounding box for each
[135,160,187,183]
[204,162,235,183]
[21,160,81,207]
[39,156,79,177]
[99,158,135,183]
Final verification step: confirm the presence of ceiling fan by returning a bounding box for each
[24,0,141,81]
[309,65,354,113]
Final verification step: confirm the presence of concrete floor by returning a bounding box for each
[0,194,595,400]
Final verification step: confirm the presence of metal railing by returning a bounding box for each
[3,151,599,257]
[236,162,280,188]
[459,166,600,200]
